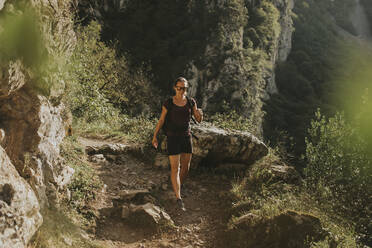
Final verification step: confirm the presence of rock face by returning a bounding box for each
[0,90,74,206]
[263,0,294,98]
[0,146,43,248]
[186,0,294,136]
[0,60,28,98]
[0,0,75,206]
[0,0,75,246]
[75,0,295,137]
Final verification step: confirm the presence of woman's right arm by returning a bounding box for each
[152,106,168,148]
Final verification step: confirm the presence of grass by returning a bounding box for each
[73,115,156,145]
[28,208,107,248]
[28,135,109,248]
[60,136,102,219]
[28,208,106,248]
[228,147,360,248]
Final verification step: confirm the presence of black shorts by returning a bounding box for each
[167,135,193,155]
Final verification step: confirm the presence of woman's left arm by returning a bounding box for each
[192,101,203,123]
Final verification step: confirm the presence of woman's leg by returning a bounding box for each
[169,154,181,199]
[180,153,192,185]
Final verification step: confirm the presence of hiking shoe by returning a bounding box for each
[177,198,186,212]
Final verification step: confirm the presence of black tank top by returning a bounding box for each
[163,97,195,136]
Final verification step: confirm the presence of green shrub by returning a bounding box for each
[206,109,256,135]
[60,136,102,217]
[66,21,156,122]
[228,148,358,248]
[305,110,372,245]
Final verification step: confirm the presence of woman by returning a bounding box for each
[152,77,203,211]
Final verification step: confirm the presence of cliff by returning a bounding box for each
[0,0,75,246]
[75,0,294,136]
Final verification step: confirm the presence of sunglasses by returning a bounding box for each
[175,86,188,91]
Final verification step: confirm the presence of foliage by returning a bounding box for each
[0,3,59,96]
[75,0,282,123]
[74,115,156,144]
[305,110,372,245]
[206,110,256,135]
[246,0,280,55]
[28,208,105,248]
[263,0,364,156]
[81,0,215,94]
[60,136,102,217]
[67,21,156,121]
[328,0,357,34]
[227,148,359,248]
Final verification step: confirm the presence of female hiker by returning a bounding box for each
[152,77,203,211]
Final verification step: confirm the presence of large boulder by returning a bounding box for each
[159,123,268,167]
[123,203,174,233]
[0,146,42,248]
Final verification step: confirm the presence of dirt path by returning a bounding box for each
[78,137,233,248]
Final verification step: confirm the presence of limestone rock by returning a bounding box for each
[0,146,42,248]
[0,129,4,144]
[0,91,74,207]
[0,60,28,99]
[0,0,5,11]
[127,203,174,232]
[157,123,268,167]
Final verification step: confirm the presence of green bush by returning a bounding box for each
[60,136,102,216]
[66,21,156,122]
[206,109,256,135]
[305,110,372,245]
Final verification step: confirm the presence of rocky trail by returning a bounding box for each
[78,137,235,248]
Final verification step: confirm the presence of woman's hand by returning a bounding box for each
[152,136,158,149]
[194,108,203,123]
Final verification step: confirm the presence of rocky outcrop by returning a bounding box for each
[228,210,330,248]
[186,0,294,136]
[123,203,174,233]
[0,0,75,207]
[0,146,43,248]
[0,1,76,245]
[0,90,74,206]
[263,0,294,98]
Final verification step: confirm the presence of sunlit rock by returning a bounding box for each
[0,146,42,248]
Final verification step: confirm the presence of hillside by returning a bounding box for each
[0,0,371,247]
